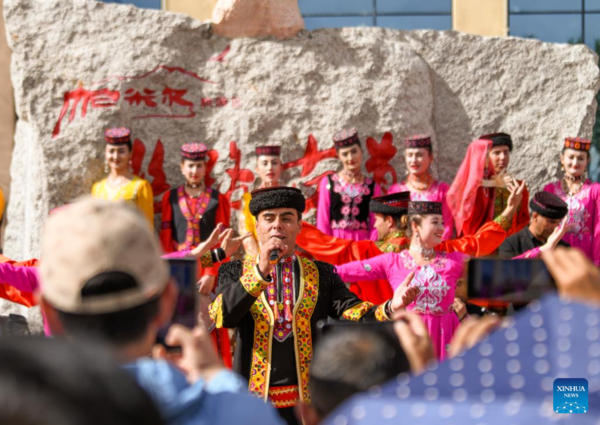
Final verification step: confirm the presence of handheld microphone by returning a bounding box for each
[269,249,280,265]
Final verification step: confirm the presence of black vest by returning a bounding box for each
[328,175,375,224]
[169,187,220,244]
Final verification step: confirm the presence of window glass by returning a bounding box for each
[377,0,451,14]
[299,0,374,15]
[585,0,600,12]
[303,16,375,30]
[377,15,452,31]
[584,14,600,51]
[510,14,582,44]
[102,0,161,8]
[509,0,581,13]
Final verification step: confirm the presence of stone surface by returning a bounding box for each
[212,0,304,39]
[2,0,599,259]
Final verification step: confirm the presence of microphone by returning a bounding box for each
[269,249,280,265]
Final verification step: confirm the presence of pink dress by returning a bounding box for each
[317,174,382,241]
[543,180,600,266]
[389,180,454,240]
[336,250,465,360]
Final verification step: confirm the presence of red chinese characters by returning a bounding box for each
[52,87,120,138]
[222,142,256,210]
[131,139,171,213]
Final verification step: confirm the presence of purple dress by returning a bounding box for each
[317,174,382,241]
[543,180,600,266]
[389,180,454,240]
[336,250,465,360]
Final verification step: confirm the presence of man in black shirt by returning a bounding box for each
[499,191,569,258]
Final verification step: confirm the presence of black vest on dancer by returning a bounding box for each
[169,188,220,243]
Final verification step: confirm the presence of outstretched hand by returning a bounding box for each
[152,324,223,384]
[502,178,527,219]
[393,311,435,374]
[542,247,600,305]
[540,221,574,252]
[222,230,252,258]
[391,271,420,313]
[190,224,225,257]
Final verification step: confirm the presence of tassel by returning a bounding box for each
[273,304,279,322]
[285,303,293,322]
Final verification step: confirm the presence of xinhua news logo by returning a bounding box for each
[553,378,588,414]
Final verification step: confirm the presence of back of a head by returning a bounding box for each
[309,327,409,418]
[40,197,169,346]
[0,337,164,425]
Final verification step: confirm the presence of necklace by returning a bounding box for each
[409,245,435,261]
[408,174,432,192]
[562,178,584,197]
[186,182,203,189]
[564,174,584,182]
[342,169,363,184]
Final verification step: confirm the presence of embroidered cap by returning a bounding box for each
[181,142,208,161]
[564,137,591,152]
[480,132,513,151]
[256,145,281,156]
[370,192,410,217]
[249,186,306,217]
[333,128,361,149]
[404,135,432,149]
[104,127,132,145]
[408,201,443,215]
[40,197,169,315]
[529,191,568,220]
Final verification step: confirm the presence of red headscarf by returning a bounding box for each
[447,139,492,236]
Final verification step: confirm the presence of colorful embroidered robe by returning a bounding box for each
[208,256,390,405]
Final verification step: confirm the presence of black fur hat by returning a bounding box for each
[249,187,306,217]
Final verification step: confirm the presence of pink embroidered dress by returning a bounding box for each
[317,174,382,241]
[336,250,466,360]
[389,180,454,240]
[543,180,600,266]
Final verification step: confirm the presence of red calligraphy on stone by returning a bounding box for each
[124,88,158,107]
[52,87,120,138]
[301,171,335,212]
[131,139,171,213]
[204,149,219,188]
[283,134,337,177]
[162,87,194,107]
[365,132,398,188]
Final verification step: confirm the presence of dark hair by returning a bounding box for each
[0,337,164,425]
[388,214,406,231]
[309,328,409,417]
[401,214,424,238]
[56,272,160,347]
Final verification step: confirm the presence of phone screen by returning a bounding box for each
[156,258,199,349]
[467,258,555,305]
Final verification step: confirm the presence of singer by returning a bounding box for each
[208,186,419,425]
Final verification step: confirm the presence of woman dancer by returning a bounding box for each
[543,137,600,265]
[317,128,382,241]
[91,127,154,225]
[388,135,454,239]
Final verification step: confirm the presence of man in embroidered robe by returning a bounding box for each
[448,133,530,238]
[296,190,521,304]
[208,187,419,425]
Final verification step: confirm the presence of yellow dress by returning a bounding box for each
[241,191,257,241]
[91,176,154,225]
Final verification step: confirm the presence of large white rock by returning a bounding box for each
[2,0,599,264]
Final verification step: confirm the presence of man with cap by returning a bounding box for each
[208,187,419,425]
[448,133,530,238]
[160,141,233,367]
[39,197,284,425]
[499,191,570,258]
[239,145,284,259]
[296,189,522,304]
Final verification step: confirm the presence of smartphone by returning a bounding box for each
[316,320,410,375]
[467,258,556,306]
[156,258,199,350]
